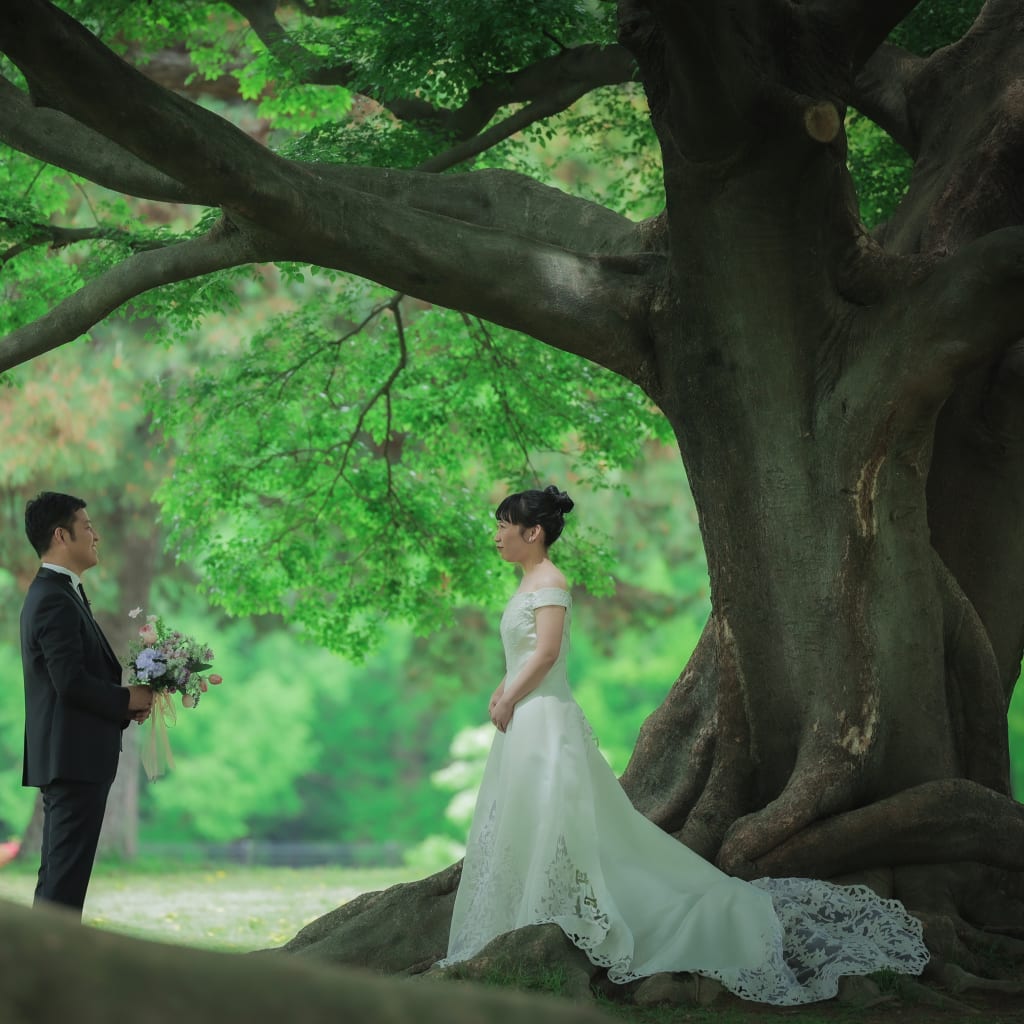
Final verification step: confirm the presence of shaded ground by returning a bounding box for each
[2,862,1021,1022]
[600,991,1024,1024]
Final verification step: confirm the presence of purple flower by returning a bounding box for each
[135,647,168,682]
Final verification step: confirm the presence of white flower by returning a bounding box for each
[128,607,143,619]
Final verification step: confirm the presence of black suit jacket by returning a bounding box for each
[20,568,130,787]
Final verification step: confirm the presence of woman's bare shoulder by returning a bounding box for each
[531,566,568,592]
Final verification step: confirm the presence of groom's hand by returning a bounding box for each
[126,685,154,712]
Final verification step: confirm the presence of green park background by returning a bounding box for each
[0,434,714,865]
[3,435,1024,867]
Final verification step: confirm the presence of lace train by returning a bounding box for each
[440,806,929,1004]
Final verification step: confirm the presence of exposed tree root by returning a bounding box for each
[942,963,1024,996]
[715,760,859,878]
[429,924,601,1001]
[675,616,755,861]
[894,977,981,1015]
[619,622,718,834]
[278,862,459,973]
[273,854,1024,1009]
[935,554,1012,791]
[742,779,1024,878]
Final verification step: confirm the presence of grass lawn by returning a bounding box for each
[0,858,420,951]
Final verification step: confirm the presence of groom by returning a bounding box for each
[20,491,154,918]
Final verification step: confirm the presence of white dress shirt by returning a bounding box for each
[41,562,87,606]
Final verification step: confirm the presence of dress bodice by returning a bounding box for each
[500,587,572,695]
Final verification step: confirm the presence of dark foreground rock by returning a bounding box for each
[0,897,614,1024]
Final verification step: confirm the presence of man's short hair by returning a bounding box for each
[25,492,87,557]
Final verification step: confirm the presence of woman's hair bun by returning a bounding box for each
[495,485,573,546]
[544,485,574,516]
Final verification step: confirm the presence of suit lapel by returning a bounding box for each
[37,569,121,674]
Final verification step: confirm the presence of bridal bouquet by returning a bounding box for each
[125,608,222,780]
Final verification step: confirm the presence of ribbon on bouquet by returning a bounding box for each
[141,689,178,781]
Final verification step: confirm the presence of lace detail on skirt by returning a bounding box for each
[532,835,613,951]
[440,814,930,1004]
[699,877,931,1005]
[438,800,521,967]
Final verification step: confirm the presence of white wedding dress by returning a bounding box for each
[438,588,930,1005]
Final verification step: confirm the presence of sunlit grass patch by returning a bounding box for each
[0,862,418,951]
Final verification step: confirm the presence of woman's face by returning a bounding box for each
[494,518,537,563]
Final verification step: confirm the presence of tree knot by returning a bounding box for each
[802,101,841,144]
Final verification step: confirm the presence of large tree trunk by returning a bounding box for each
[617,0,1024,969]
[279,0,1024,987]
[96,500,160,859]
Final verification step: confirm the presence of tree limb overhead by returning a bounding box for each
[812,0,925,69]
[0,76,210,205]
[225,0,634,143]
[0,221,283,373]
[849,45,924,155]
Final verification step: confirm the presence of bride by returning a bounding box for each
[437,485,930,1005]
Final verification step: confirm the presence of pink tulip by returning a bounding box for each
[139,624,158,644]
[209,674,223,685]
[199,679,208,692]
[182,694,195,708]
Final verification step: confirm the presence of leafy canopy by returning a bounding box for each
[0,0,980,655]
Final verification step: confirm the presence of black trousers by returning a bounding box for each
[34,778,112,919]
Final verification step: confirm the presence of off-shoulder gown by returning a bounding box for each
[438,588,929,1005]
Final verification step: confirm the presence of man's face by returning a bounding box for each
[56,508,100,575]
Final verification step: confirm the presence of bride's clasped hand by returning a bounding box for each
[438,484,930,1006]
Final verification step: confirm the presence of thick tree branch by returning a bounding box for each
[0,0,305,230]
[226,0,634,143]
[811,0,924,68]
[0,1,657,382]
[849,44,924,155]
[124,45,248,101]
[834,229,1024,425]
[0,219,160,265]
[285,176,660,385]
[310,167,640,254]
[0,221,284,373]
[867,3,1024,258]
[415,83,597,175]
[903,227,1024,393]
[0,76,212,205]
[444,44,636,142]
